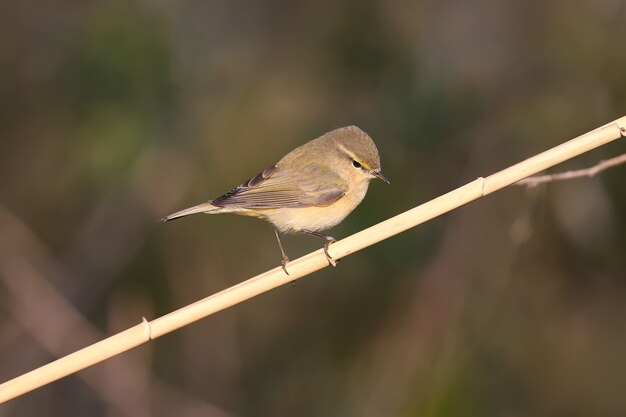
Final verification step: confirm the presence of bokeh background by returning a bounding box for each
[1,1,626,416]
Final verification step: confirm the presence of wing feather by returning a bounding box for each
[211,164,346,208]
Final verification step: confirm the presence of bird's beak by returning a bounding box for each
[371,170,390,184]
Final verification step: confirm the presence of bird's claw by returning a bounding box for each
[323,240,338,267]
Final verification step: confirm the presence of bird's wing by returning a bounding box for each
[211,164,347,209]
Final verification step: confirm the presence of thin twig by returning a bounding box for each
[516,153,626,187]
[1,115,625,404]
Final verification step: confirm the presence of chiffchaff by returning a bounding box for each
[163,125,388,274]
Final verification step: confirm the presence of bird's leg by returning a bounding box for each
[273,227,290,275]
[298,229,338,267]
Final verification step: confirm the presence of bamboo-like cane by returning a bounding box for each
[1,116,625,404]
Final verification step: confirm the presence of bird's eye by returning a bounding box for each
[352,160,362,168]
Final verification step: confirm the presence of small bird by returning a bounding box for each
[162,125,388,274]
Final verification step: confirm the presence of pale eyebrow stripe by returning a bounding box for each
[337,143,371,169]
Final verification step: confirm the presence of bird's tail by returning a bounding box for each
[161,202,220,222]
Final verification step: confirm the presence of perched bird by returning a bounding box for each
[162,125,388,274]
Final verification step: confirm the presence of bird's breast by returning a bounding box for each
[267,180,371,233]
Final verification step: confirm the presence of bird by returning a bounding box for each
[162,125,388,274]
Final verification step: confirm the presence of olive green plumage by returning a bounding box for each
[163,125,388,273]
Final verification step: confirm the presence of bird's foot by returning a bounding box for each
[323,238,338,267]
[280,256,290,275]
[298,229,339,267]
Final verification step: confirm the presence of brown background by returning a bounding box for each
[1,1,625,416]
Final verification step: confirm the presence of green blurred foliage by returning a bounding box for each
[1,1,625,417]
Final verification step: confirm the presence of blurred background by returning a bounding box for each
[1,0,625,416]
